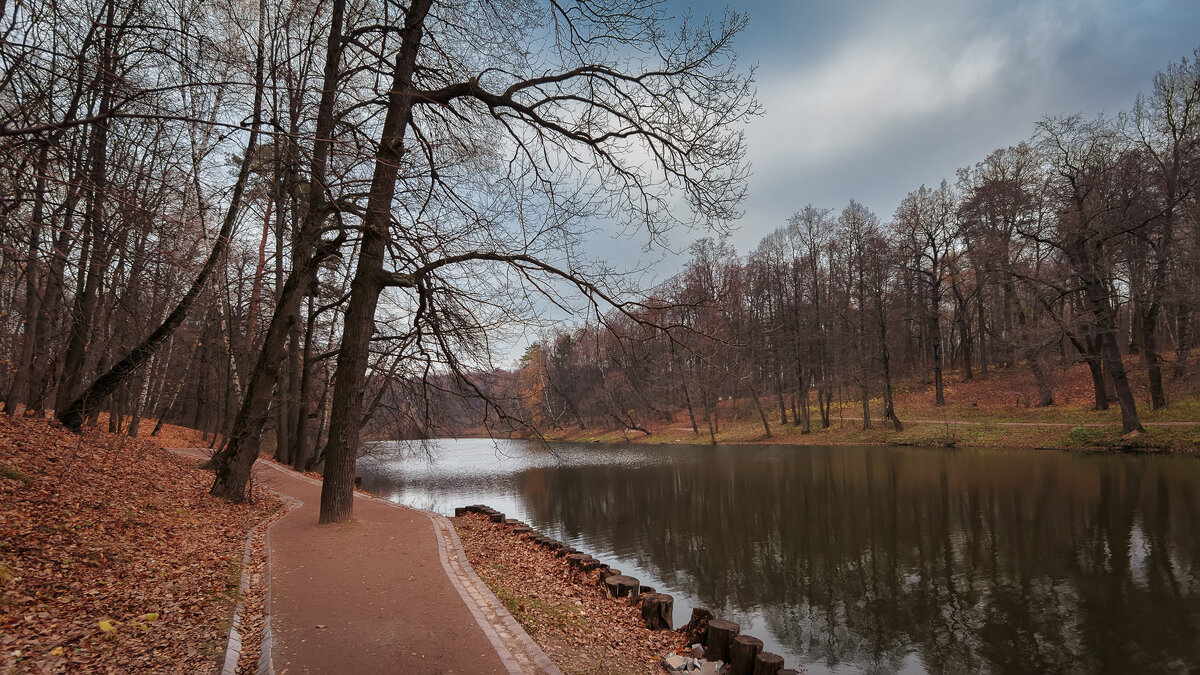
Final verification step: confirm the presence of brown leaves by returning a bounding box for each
[0,415,281,673]
[453,514,685,674]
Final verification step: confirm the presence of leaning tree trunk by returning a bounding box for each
[56,27,267,433]
[748,384,771,438]
[1081,276,1143,433]
[209,0,348,501]
[319,0,433,524]
[1028,347,1055,408]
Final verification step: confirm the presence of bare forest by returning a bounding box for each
[1,0,1198,520]
[491,52,1200,444]
[0,0,758,522]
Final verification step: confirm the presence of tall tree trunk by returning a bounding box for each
[210,0,347,501]
[1142,302,1166,410]
[1081,276,1142,433]
[319,0,433,524]
[1173,302,1190,379]
[292,296,317,471]
[4,143,50,414]
[859,373,871,431]
[670,340,699,435]
[57,28,265,432]
[930,285,945,405]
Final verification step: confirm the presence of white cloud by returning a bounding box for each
[751,3,1013,171]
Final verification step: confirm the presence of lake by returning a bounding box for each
[356,439,1200,673]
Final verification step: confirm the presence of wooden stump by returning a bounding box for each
[640,593,673,630]
[777,670,800,675]
[603,575,640,599]
[682,606,715,644]
[504,518,520,526]
[488,512,505,523]
[753,652,784,675]
[454,506,468,517]
[730,635,764,675]
[704,619,740,662]
[514,526,533,534]
[566,553,594,570]
[640,585,656,595]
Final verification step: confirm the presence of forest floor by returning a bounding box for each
[453,513,688,674]
[0,413,282,673]
[535,357,1200,452]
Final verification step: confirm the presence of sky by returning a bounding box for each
[506,0,1200,364]
[630,0,1200,260]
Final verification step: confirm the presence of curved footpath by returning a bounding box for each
[175,449,560,674]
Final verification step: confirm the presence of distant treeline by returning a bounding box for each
[477,52,1200,439]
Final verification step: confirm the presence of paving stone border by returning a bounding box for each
[428,512,563,674]
[238,457,559,673]
[167,450,560,673]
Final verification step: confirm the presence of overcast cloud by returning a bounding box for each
[648,0,1200,253]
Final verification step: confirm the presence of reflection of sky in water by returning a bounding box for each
[355,438,1200,674]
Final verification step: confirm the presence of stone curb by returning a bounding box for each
[256,494,301,675]
[428,511,563,675]
[247,459,559,672]
[217,518,256,675]
[166,448,294,675]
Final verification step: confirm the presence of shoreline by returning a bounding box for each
[451,419,1200,454]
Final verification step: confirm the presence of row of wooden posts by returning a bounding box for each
[454,505,801,675]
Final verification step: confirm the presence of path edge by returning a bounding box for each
[164,448,296,675]
[426,510,564,675]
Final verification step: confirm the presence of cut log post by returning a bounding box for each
[488,512,505,523]
[603,575,640,599]
[682,606,715,644]
[504,518,521,526]
[704,619,740,662]
[730,635,764,675]
[566,553,593,570]
[454,506,468,517]
[777,670,800,675]
[514,526,533,534]
[753,652,784,675]
[640,586,655,595]
[640,593,673,630]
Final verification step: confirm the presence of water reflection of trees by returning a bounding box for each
[518,447,1200,673]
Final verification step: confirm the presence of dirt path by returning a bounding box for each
[175,450,558,674]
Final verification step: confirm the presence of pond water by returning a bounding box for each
[356,439,1200,673]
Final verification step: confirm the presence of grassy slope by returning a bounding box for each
[538,358,1200,452]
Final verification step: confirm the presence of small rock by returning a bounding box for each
[697,662,721,675]
[662,653,689,672]
[690,645,705,659]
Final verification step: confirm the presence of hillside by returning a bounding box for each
[0,415,280,671]
[531,358,1200,451]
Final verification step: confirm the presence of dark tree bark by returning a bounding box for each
[318,0,433,523]
[210,0,348,501]
[56,0,269,433]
